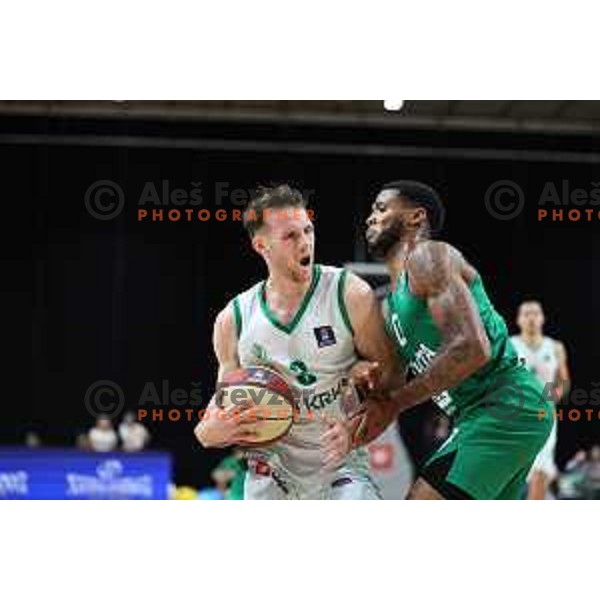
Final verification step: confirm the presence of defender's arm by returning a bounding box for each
[388,241,491,411]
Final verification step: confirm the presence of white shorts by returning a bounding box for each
[243,466,381,500]
[528,419,558,481]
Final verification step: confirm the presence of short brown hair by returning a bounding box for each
[243,184,307,238]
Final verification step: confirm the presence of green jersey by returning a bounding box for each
[383,265,552,499]
[385,271,521,417]
[216,455,246,500]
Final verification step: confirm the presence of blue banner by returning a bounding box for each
[0,449,172,499]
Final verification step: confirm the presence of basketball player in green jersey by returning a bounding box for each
[344,180,554,499]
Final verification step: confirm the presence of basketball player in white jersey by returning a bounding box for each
[511,300,571,500]
[194,185,402,499]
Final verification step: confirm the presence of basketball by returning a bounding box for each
[217,366,296,446]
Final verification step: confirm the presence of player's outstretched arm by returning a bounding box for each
[388,241,491,411]
[194,303,258,448]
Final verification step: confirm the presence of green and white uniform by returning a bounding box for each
[511,335,559,482]
[233,264,379,499]
[385,271,553,499]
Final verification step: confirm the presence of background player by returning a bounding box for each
[194,185,401,499]
[333,180,554,499]
[512,300,571,499]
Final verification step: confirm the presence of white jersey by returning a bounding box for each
[511,335,560,481]
[233,264,371,491]
[510,336,559,386]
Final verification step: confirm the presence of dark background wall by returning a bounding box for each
[4,114,599,487]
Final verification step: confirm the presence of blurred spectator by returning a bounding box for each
[556,452,586,499]
[557,448,600,499]
[25,431,42,448]
[75,432,91,451]
[88,416,118,452]
[582,446,600,498]
[118,411,150,452]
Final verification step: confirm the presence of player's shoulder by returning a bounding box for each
[318,263,346,280]
[217,280,263,339]
[214,302,235,335]
[406,240,463,294]
[510,335,524,349]
[316,264,371,296]
[316,265,375,322]
[321,264,373,299]
[235,279,263,301]
[408,240,462,270]
[548,337,566,354]
[318,263,342,275]
[225,279,263,317]
[542,335,560,347]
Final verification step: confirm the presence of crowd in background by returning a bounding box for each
[24,412,151,453]
[556,446,600,499]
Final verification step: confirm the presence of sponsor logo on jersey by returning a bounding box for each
[251,343,270,363]
[313,325,336,348]
[388,308,454,413]
[303,379,345,411]
[408,343,453,412]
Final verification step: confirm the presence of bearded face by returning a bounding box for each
[365,191,418,259]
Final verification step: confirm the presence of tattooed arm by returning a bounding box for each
[333,241,492,450]
[386,241,491,410]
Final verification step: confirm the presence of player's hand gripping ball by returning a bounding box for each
[217,366,296,447]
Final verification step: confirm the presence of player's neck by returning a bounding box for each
[385,234,423,289]
[520,331,544,347]
[265,269,313,305]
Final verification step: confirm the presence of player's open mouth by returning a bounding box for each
[299,256,311,267]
